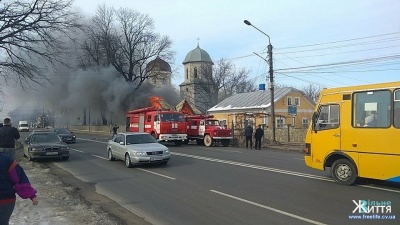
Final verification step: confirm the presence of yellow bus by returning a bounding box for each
[304,81,400,185]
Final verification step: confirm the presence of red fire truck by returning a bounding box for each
[127,107,187,146]
[185,115,232,147]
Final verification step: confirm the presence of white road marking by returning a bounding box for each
[137,168,176,180]
[90,153,176,180]
[173,152,332,182]
[91,154,107,160]
[77,137,108,144]
[75,138,400,193]
[210,190,327,225]
[70,148,84,153]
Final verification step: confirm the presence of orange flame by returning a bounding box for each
[149,96,163,109]
[148,96,174,110]
[181,100,195,115]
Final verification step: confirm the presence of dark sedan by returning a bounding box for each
[54,128,76,143]
[23,131,70,161]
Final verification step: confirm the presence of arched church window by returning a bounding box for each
[186,68,188,80]
[194,67,198,78]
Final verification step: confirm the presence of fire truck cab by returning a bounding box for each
[127,107,187,146]
[185,115,232,147]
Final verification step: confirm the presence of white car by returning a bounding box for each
[107,132,170,168]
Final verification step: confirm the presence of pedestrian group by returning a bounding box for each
[244,124,264,150]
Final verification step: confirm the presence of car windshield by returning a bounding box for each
[20,124,29,127]
[56,129,72,134]
[160,113,185,122]
[31,133,61,143]
[125,134,156,145]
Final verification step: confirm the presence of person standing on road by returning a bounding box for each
[0,152,38,225]
[112,124,119,138]
[254,125,264,150]
[0,118,20,159]
[244,125,253,149]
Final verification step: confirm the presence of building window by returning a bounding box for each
[302,118,309,127]
[219,119,227,126]
[276,117,285,127]
[186,68,188,80]
[147,115,152,122]
[287,97,292,106]
[186,87,189,92]
[295,97,300,106]
[194,67,198,78]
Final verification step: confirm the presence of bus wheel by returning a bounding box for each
[183,139,189,144]
[204,135,213,147]
[331,158,357,185]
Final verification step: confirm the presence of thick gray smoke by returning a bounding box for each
[3,67,181,126]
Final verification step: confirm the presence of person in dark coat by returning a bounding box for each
[112,125,119,138]
[244,125,253,149]
[0,118,20,159]
[254,125,264,150]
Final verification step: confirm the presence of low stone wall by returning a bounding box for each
[68,125,124,134]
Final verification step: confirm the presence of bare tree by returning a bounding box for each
[80,5,174,88]
[300,83,324,102]
[0,0,82,87]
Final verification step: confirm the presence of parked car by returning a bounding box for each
[53,128,76,143]
[23,131,70,161]
[107,132,170,168]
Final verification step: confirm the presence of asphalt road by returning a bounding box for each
[20,132,400,225]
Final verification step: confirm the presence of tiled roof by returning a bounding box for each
[208,87,304,112]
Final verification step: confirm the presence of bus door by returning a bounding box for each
[311,104,341,166]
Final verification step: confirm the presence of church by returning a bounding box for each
[148,44,217,114]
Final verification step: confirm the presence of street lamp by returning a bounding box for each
[244,20,276,142]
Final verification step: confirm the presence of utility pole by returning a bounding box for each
[244,20,276,142]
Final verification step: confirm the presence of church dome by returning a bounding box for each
[182,45,213,65]
[146,56,171,73]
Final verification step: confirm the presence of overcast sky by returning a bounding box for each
[73,0,400,88]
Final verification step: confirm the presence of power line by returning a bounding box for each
[275,31,400,50]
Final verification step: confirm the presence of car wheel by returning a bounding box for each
[125,153,133,168]
[27,152,33,161]
[160,161,168,166]
[108,149,115,161]
[331,158,357,185]
[62,156,69,161]
[204,135,213,147]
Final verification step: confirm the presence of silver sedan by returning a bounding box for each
[107,132,170,168]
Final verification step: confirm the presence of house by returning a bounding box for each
[207,87,315,129]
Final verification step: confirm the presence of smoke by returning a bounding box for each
[2,66,181,126]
